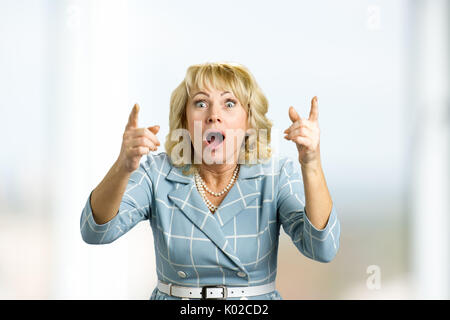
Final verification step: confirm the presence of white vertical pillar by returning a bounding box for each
[49,0,131,299]
[408,0,449,299]
[86,0,132,299]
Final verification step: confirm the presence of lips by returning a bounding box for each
[204,129,226,149]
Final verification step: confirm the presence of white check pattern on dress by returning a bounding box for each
[80,152,340,300]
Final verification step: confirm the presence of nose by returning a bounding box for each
[206,113,222,124]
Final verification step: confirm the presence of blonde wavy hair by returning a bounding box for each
[164,62,272,175]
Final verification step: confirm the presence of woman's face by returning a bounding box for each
[186,86,249,165]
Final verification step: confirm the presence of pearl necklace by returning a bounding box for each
[195,178,218,213]
[194,165,240,213]
[196,165,239,196]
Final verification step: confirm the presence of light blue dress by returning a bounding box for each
[80,152,340,300]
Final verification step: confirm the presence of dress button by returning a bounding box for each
[237,271,246,278]
[177,271,187,278]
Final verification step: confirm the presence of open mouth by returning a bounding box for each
[205,130,225,149]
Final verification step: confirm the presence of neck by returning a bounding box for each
[198,163,238,189]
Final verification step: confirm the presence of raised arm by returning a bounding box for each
[90,103,160,225]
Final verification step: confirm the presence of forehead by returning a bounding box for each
[189,84,235,98]
[192,89,233,96]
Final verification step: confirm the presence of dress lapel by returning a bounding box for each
[214,161,265,226]
[166,163,266,272]
[166,165,244,271]
[213,178,260,227]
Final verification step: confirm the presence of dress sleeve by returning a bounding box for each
[277,158,340,263]
[80,162,153,244]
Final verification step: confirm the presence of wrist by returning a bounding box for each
[299,158,322,173]
[300,162,322,176]
[113,159,132,177]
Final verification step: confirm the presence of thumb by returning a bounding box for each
[288,106,301,123]
[126,103,140,129]
[147,125,160,134]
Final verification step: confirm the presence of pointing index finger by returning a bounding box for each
[127,103,140,129]
[308,96,319,121]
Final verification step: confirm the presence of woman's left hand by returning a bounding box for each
[284,96,321,166]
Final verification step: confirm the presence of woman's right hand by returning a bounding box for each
[116,103,160,173]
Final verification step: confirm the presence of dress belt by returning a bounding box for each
[157,280,276,299]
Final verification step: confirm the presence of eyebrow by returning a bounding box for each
[192,91,232,98]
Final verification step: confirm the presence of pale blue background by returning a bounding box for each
[0,0,448,299]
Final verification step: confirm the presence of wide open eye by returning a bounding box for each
[194,100,207,108]
[225,100,236,108]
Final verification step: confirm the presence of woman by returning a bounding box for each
[80,62,340,300]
